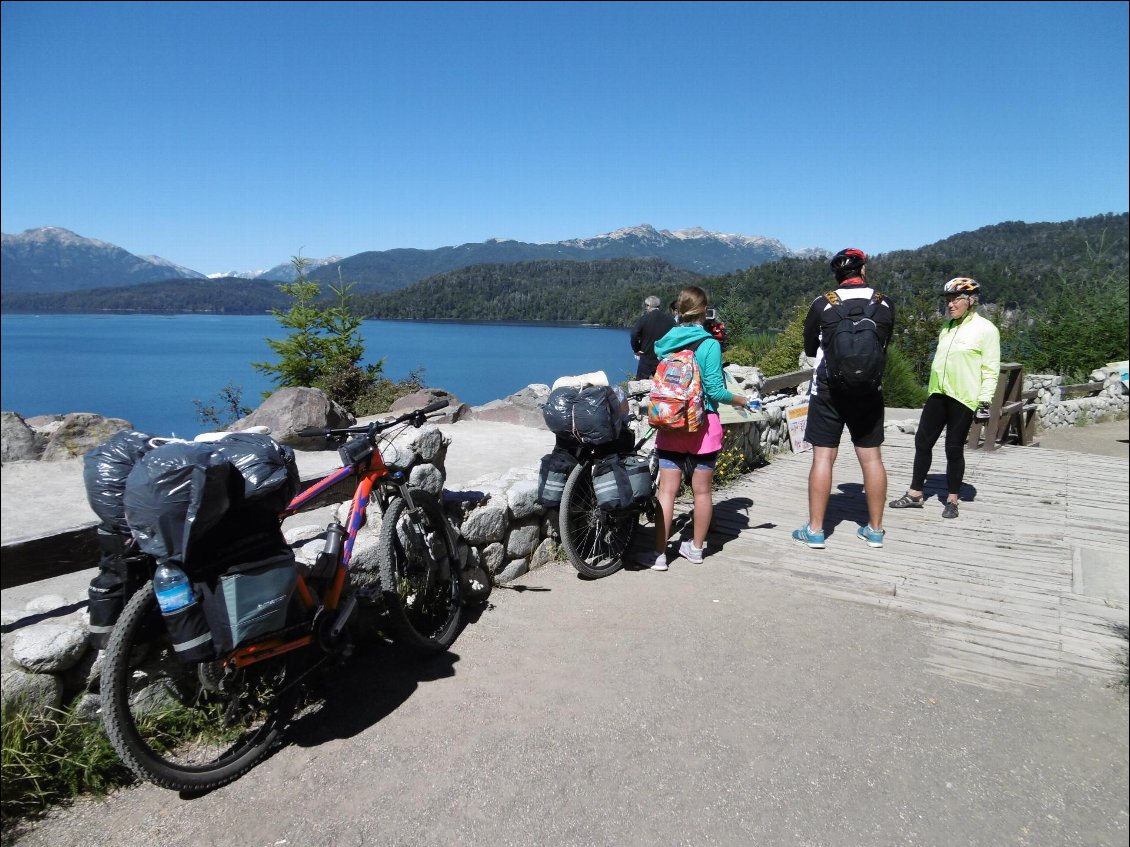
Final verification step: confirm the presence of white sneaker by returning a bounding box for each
[636,550,667,570]
[678,540,705,564]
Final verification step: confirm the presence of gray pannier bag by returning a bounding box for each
[198,551,298,653]
[591,453,652,511]
[537,448,580,508]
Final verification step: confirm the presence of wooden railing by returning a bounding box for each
[1060,380,1105,399]
[757,363,1047,454]
[966,363,1039,452]
[0,472,355,591]
[760,367,812,395]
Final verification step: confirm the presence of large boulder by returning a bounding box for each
[1,411,40,462]
[464,384,550,428]
[39,413,132,461]
[389,388,468,423]
[26,414,65,455]
[231,387,354,450]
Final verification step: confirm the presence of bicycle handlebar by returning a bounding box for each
[296,398,450,440]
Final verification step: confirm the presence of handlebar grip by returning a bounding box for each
[296,427,328,438]
[420,399,450,415]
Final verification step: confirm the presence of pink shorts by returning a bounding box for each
[655,412,723,455]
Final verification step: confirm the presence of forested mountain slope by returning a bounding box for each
[355,257,701,325]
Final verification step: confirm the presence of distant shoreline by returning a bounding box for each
[0,311,626,331]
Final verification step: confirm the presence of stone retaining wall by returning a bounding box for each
[0,420,559,722]
[1025,365,1129,430]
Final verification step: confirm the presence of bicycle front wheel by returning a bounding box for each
[559,462,637,579]
[377,490,465,654]
[100,581,303,792]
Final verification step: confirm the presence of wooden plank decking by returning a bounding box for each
[694,429,1129,691]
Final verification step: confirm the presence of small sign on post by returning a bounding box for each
[787,404,811,453]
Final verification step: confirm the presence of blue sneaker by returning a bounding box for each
[791,524,825,549]
[856,524,885,548]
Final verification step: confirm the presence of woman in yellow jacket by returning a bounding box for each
[889,278,1000,519]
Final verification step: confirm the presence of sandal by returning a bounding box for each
[889,492,924,509]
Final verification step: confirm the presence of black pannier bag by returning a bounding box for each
[83,430,158,648]
[86,526,152,650]
[542,385,626,445]
[537,448,580,508]
[591,453,653,511]
[198,551,298,653]
[161,588,216,662]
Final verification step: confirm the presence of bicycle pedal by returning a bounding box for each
[336,643,354,663]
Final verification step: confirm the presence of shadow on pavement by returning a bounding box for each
[287,637,460,746]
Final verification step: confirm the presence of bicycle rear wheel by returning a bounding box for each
[100,581,304,792]
[377,490,464,654]
[559,461,637,579]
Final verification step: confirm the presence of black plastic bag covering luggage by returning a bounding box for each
[542,385,625,445]
[209,432,300,512]
[187,504,290,581]
[542,387,578,435]
[122,441,236,565]
[82,430,155,534]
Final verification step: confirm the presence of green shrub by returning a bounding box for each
[882,346,929,408]
[726,331,777,369]
[353,368,428,416]
[755,301,808,376]
[253,258,385,412]
[723,345,754,367]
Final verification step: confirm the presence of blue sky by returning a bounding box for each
[2,1,1127,275]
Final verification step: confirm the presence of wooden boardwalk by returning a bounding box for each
[694,429,1129,691]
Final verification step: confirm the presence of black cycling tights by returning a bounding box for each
[911,393,975,496]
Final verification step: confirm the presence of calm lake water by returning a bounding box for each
[1,314,633,437]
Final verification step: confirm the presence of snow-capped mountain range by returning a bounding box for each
[1,224,828,296]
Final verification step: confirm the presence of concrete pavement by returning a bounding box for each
[7,558,1127,847]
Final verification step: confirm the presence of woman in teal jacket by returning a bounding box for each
[889,278,1001,519]
[639,286,749,570]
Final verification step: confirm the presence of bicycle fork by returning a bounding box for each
[393,484,453,584]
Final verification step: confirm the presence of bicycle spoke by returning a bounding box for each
[101,584,305,791]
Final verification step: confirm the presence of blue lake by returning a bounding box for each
[1,314,634,437]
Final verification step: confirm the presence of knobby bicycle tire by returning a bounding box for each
[100,581,303,792]
[376,489,465,654]
[559,461,638,579]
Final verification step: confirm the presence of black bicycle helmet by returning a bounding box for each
[830,248,867,279]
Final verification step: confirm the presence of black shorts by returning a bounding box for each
[804,389,885,448]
